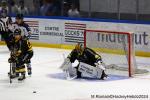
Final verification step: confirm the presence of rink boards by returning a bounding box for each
[0,17,150,57]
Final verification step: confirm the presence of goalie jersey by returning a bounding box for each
[68,47,102,66]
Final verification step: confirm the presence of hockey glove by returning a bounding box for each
[8,57,16,63]
[16,50,22,56]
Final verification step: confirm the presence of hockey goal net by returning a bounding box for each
[84,29,148,77]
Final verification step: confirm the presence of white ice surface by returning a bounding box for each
[0,46,150,100]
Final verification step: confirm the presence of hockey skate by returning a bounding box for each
[10,73,19,79]
[18,73,26,81]
[27,68,32,75]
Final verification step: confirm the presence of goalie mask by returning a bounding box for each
[75,43,84,54]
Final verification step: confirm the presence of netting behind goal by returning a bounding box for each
[84,29,148,77]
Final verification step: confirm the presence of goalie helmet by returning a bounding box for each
[75,43,84,53]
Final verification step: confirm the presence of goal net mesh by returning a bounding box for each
[84,30,148,77]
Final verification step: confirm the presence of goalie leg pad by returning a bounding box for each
[60,58,77,80]
[60,58,72,70]
[78,62,103,79]
[64,67,77,80]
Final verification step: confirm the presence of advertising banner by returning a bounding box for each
[6,17,150,54]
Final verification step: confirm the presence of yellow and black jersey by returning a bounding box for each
[68,49,78,63]
[14,37,33,54]
[68,47,102,66]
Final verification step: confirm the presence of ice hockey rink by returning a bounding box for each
[0,45,150,100]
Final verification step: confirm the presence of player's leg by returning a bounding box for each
[18,65,26,81]
[26,61,32,75]
[95,61,108,79]
[74,64,82,78]
[78,62,107,80]
[25,51,33,75]
[21,51,33,75]
[60,58,77,79]
[16,57,26,81]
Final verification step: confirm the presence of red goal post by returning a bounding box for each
[84,29,148,77]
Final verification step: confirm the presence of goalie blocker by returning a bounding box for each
[60,43,108,80]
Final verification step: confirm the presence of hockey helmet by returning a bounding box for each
[75,43,84,53]
[14,29,21,35]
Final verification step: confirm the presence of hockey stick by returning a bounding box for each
[9,63,12,83]
[9,40,16,84]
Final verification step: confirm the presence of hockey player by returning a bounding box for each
[13,13,31,39]
[60,43,108,80]
[0,8,13,50]
[8,29,33,81]
[13,14,33,75]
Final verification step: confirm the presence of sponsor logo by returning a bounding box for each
[97,32,149,45]
[65,23,86,43]
[40,26,63,36]
[25,21,39,40]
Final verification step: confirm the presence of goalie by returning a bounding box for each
[60,43,108,80]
